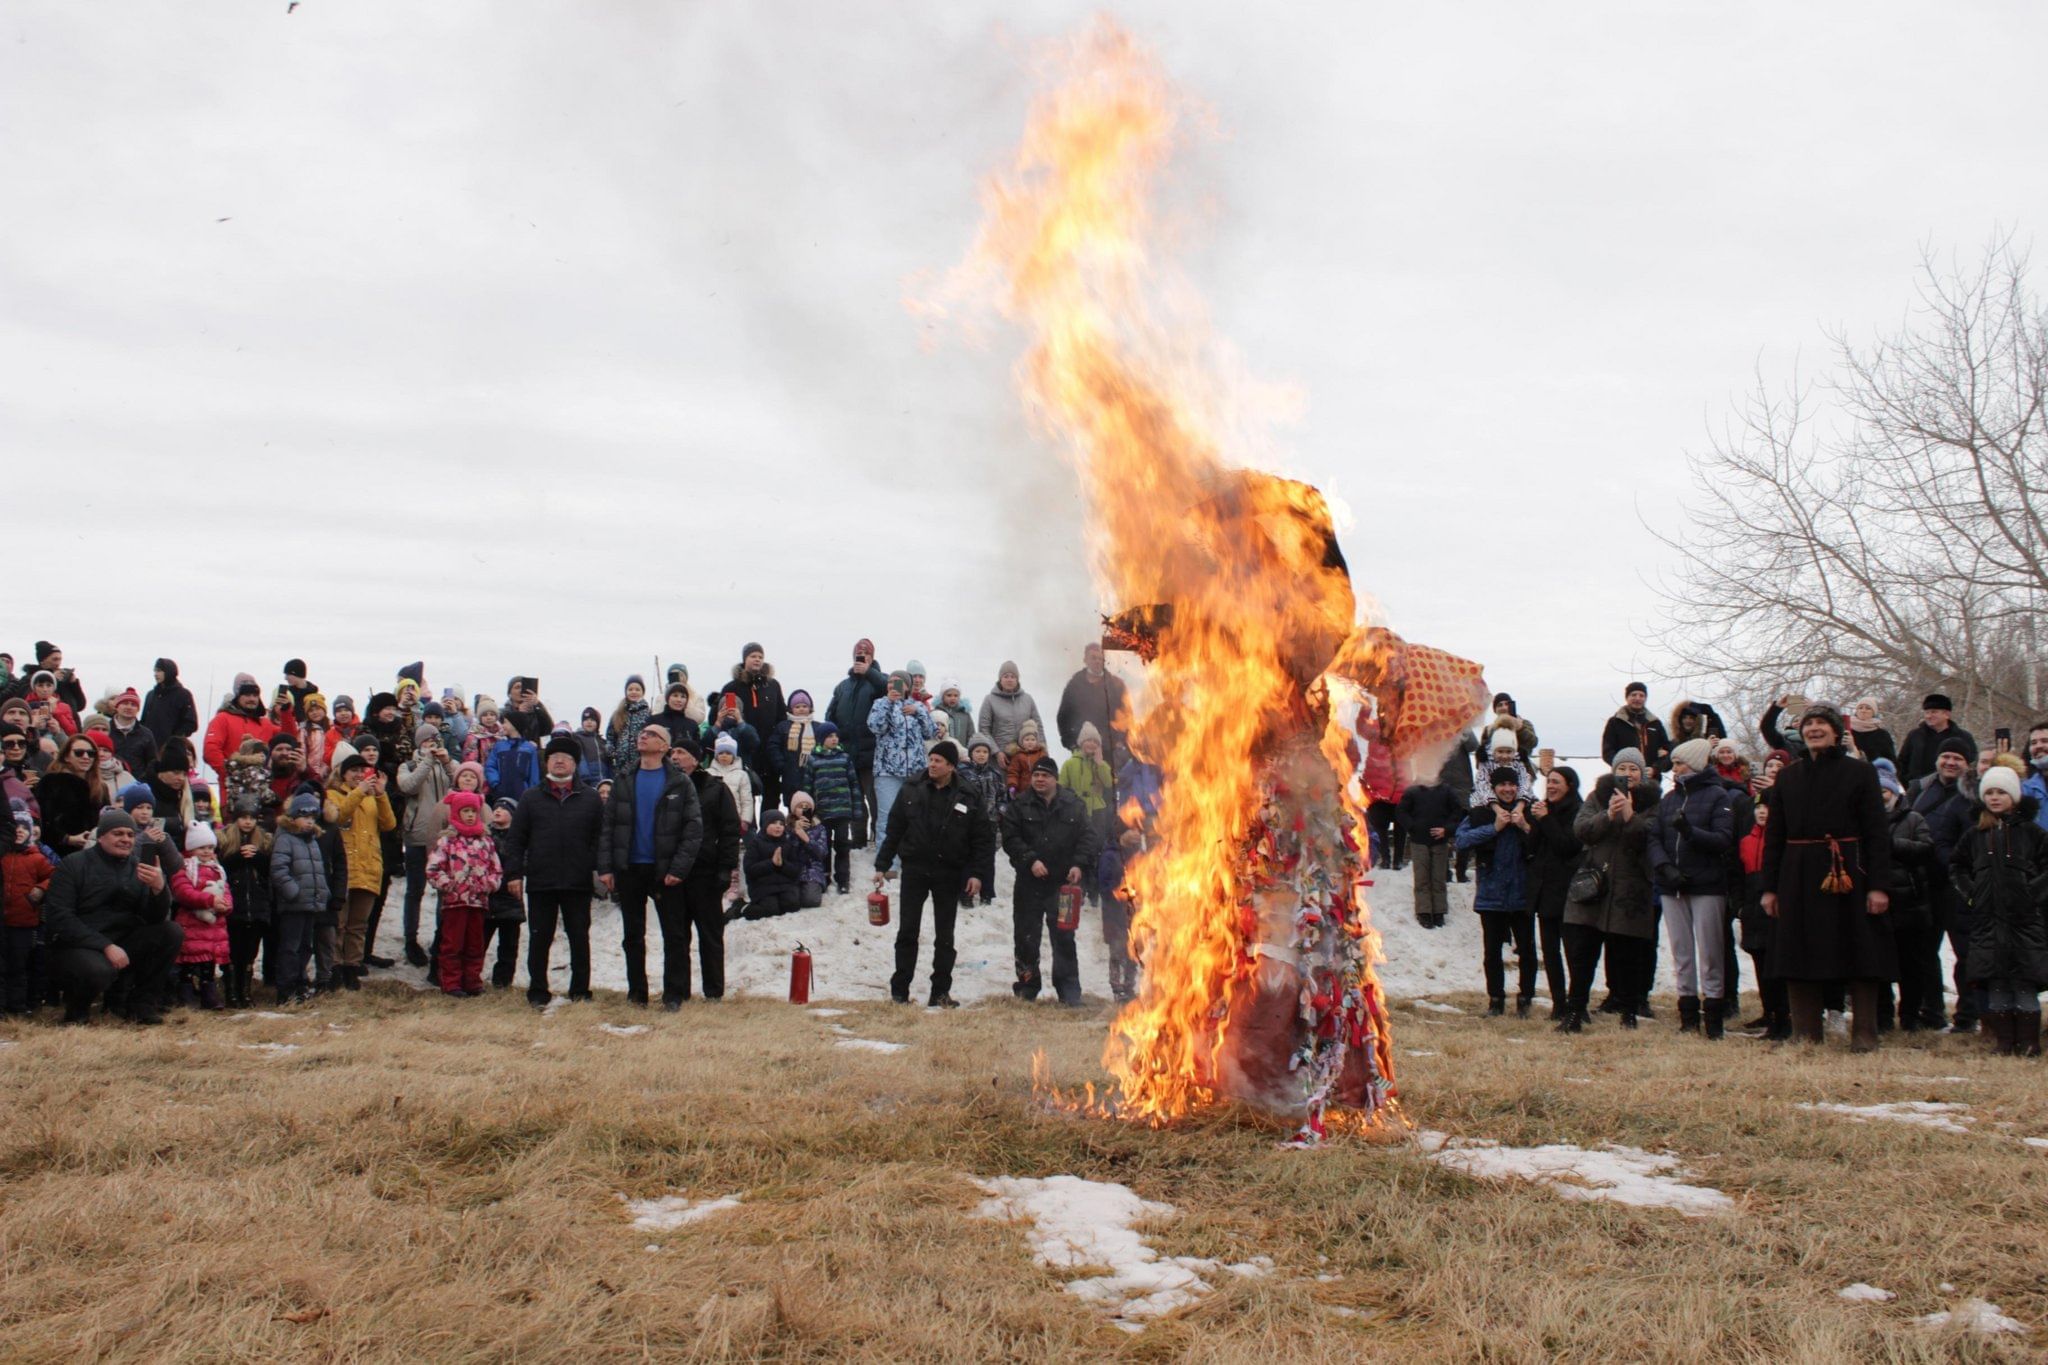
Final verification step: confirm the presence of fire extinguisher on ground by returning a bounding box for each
[789,943,812,1004]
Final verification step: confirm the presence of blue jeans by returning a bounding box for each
[874,773,907,844]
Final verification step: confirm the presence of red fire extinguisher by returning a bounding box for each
[789,943,812,1004]
[867,890,890,926]
[1056,882,1084,933]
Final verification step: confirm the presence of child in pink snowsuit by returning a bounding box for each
[171,822,233,1009]
[426,790,501,996]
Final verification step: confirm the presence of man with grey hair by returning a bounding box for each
[42,809,180,1024]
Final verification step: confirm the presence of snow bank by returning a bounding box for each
[1796,1101,1973,1135]
[1415,1132,1733,1217]
[972,1175,1272,1328]
[1914,1299,2028,1335]
[621,1193,742,1231]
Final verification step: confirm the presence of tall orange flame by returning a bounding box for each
[949,20,1415,1136]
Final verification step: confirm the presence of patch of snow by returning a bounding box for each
[1415,1131,1733,1217]
[972,1175,1272,1328]
[1914,1299,2027,1335]
[807,1008,849,1018]
[1315,1272,1341,1283]
[1838,1283,1895,1303]
[836,1038,908,1054]
[597,1023,649,1037]
[1563,1077,1593,1085]
[1899,1075,1969,1084]
[237,1042,301,1057]
[1409,998,1463,1014]
[644,1244,661,1253]
[621,1193,742,1231]
[1403,1050,1438,1058]
[2021,1137,2048,1151]
[1940,1282,1956,1293]
[325,1022,349,1033]
[229,1011,293,1021]
[1797,1101,1973,1135]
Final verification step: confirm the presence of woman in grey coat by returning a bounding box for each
[1558,749,1661,1032]
[977,661,1044,755]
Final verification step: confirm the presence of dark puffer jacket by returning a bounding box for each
[504,780,604,892]
[1567,774,1661,940]
[597,765,704,881]
[41,845,174,950]
[141,658,200,741]
[827,663,889,767]
[743,825,808,899]
[687,769,744,889]
[999,786,1101,879]
[1950,799,2048,989]
[1647,772,1739,895]
[875,773,994,875]
[1525,785,1584,919]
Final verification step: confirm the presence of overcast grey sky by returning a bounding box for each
[6,2,2044,755]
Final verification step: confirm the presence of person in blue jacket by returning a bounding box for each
[1455,766,1537,1016]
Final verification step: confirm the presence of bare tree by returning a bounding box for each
[1652,239,2048,740]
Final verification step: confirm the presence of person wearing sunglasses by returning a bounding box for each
[35,738,108,852]
[0,725,38,819]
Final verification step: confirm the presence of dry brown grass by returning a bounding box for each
[2,985,2045,1362]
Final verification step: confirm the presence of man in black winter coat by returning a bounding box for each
[1896,693,1979,786]
[41,810,181,1024]
[597,723,705,1008]
[1907,739,1977,1029]
[1601,682,1673,773]
[1055,644,1129,766]
[874,741,993,1007]
[505,736,604,1007]
[827,640,888,846]
[140,659,199,743]
[1399,780,1465,926]
[1000,756,1103,1006]
[671,738,742,1001]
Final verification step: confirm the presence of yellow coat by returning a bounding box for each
[326,781,396,894]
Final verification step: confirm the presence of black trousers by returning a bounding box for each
[49,921,184,1016]
[1481,911,1537,1003]
[852,763,878,846]
[825,818,853,890]
[1536,912,1566,1004]
[1367,800,1406,868]
[1566,924,1651,1013]
[488,920,521,986]
[615,865,662,1002]
[890,865,959,1001]
[1941,889,1979,1023]
[1895,920,1945,1027]
[526,889,593,1003]
[1013,877,1080,1004]
[3,925,41,1013]
[675,879,727,999]
[403,844,430,943]
[275,913,315,994]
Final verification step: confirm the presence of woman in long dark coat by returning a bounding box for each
[1761,703,1894,1049]
[1526,765,1583,1020]
[1561,751,1659,1032]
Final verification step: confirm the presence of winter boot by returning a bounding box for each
[2017,1010,2042,1057]
[1619,1007,1639,1030]
[1848,981,1881,1054]
[1554,1008,1585,1035]
[1515,996,1533,1019]
[1486,997,1505,1017]
[1765,1010,1792,1042]
[1986,1011,2018,1057]
[177,970,200,1009]
[1703,999,1725,1041]
[342,964,362,991]
[404,939,429,968]
[198,967,224,1011]
[1677,996,1701,1034]
[236,966,256,1009]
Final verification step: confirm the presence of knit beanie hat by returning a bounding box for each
[714,734,739,757]
[812,721,839,740]
[741,641,764,660]
[333,694,356,713]
[287,793,321,818]
[788,689,813,711]
[968,732,996,757]
[96,809,137,836]
[456,760,487,790]
[1670,738,1715,772]
[1980,766,2022,801]
[303,692,327,712]
[1487,727,1519,752]
[119,783,154,812]
[904,659,927,678]
[626,674,645,691]
[1488,766,1522,789]
[1032,755,1059,777]
[1610,747,1645,771]
[760,807,787,828]
[184,822,217,851]
[1078,722,1102,747]
[929,739,960,767]
[444,790,484,823]
[581,706,601,725]
[414,723,439,746]
[1937,735,1972,758]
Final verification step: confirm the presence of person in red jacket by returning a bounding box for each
[202,675,296,784]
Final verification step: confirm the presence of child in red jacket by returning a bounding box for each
[3,815,54,1015]
[426,791,501,996]
[171,823,233,1010]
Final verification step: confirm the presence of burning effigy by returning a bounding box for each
[943,22,1487,1142]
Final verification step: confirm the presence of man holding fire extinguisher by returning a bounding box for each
[1000,755,1102,1007]
[873,740,994,1008]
